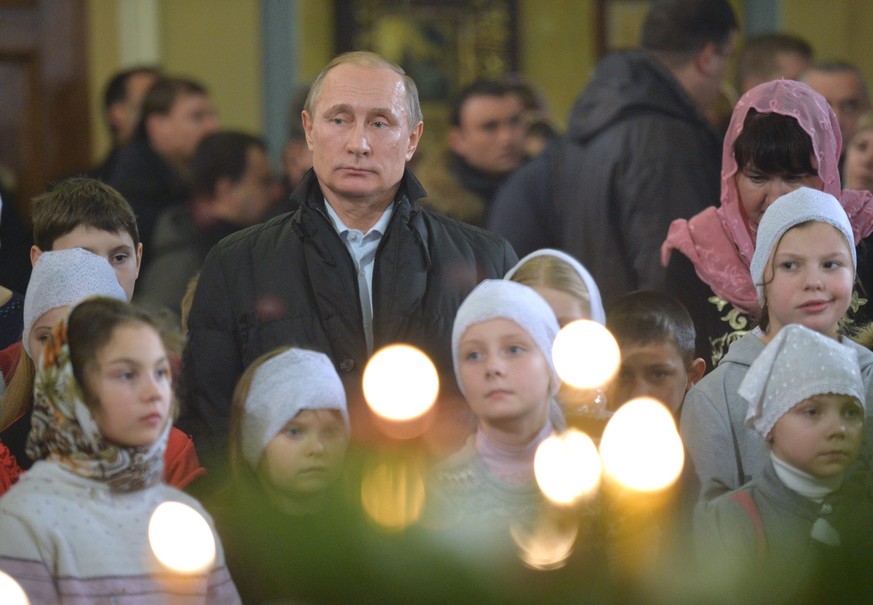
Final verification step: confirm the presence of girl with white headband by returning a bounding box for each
[681,187,873,507]
[697,324,873,602]
[427,279,565,539]
[213,346,351,603]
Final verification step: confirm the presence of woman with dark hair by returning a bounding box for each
[661,79,873,368]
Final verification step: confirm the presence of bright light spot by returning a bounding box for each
[363,345,439,421]
[0,570,29,605]
[534,429,601,505]
[599,397,684,492]
[511,515,579,570]
[360,460,426,530]
[149,501,216,574]
[552,320,620,388]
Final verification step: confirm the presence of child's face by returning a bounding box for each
[49,226,142,300]
[735,164,822,225]
[89,323,172,447]
[764,222,854,340]
[28,307,66,362]
[607,340,690,415]
[770,393,864,478]
[457,318,551,434]
[258,409,348,496]
[530,285,588,327]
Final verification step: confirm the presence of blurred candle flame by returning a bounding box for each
[552,320,620,389]
[511,515,579,571]
[363,345,439,421]
[534,429,602,505]
[148,501,216,574]
[599,397,684,492]
[360,459,426,530]
[0,570,29,605]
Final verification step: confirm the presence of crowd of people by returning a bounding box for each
[2,0,873,602]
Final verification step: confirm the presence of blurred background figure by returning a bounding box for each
[89,66,161,181]
[507,76,559,157]
[416,79,528,227]
[136,131,274,316]
[108,77,220,269]
[735,32,813,94]
[801,61,871,161]
[844,111,873,193]
[279,84,313,204]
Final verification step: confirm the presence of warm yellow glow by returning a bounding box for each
[148,501,216,574]
[552,320,620,389]
[511,515,579,571]
[534,429,602,505]
[599,397,684,492]
[363,345,439,421]
[360,460,426,530]
[0,570,29,605]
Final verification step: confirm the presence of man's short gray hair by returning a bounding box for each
[304,51,423,129]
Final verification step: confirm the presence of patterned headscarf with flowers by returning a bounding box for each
[26,307,169,492]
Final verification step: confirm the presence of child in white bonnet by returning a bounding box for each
[697,323,873,602]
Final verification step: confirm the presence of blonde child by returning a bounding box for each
[504,248,606,326]
[0,297,239,603]
[697,324,873,602]
[681,187,873,505]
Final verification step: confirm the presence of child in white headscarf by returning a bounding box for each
[696,323,873,602]
[0,297,240,603]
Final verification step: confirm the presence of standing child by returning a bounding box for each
[681,187,873,505]
[697,324,873,603]
[0,297,239,603]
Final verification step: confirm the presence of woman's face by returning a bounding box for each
[28,307,67,362]
[735,164,823,226]
[844,128,873,192]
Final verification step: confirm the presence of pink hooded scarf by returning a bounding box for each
[661,79,873,315]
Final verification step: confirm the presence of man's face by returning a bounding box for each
[803,70,870,149]
[226,146,275,225]
[302,63,423,210]
[449,94,526,175]
[110,71,158,146]
[150,93,220,165]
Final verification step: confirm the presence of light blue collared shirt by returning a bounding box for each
[324,200,395,354]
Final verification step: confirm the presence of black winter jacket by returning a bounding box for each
[487,51,721,306]
[179,169,517,468]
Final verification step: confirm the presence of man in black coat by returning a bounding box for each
[487,0,738,306]
[179,52,517,470]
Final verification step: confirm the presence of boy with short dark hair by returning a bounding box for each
[606,290,706,417]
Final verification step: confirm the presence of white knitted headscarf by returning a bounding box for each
[750,187,855,305]
[504,248,607,325]
[740,323,864,439]
[240,348,349,471]
[23,248,126,358]
[451,279,561,398]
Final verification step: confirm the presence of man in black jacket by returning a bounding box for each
[179,52,517,470]
[487,0,737,306]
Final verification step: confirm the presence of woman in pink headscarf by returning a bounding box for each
[661,79,873,368]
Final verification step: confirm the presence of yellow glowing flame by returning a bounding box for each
[511,515,579,571]
[148,501,216,574]
[0,570,29,605]
[363,345,439,421]
[360,460,426,530]
[552,320,620,389]
[534,429,602,505]
[599,397,684,492]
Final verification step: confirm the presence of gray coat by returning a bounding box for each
[680,332,873,504]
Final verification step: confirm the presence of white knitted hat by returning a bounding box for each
[750,187,855,305]
[504,248,607,325]
[240,348,349,471]
[740,324,864,438]
[451,279,561,397]
[23,248,126,358]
